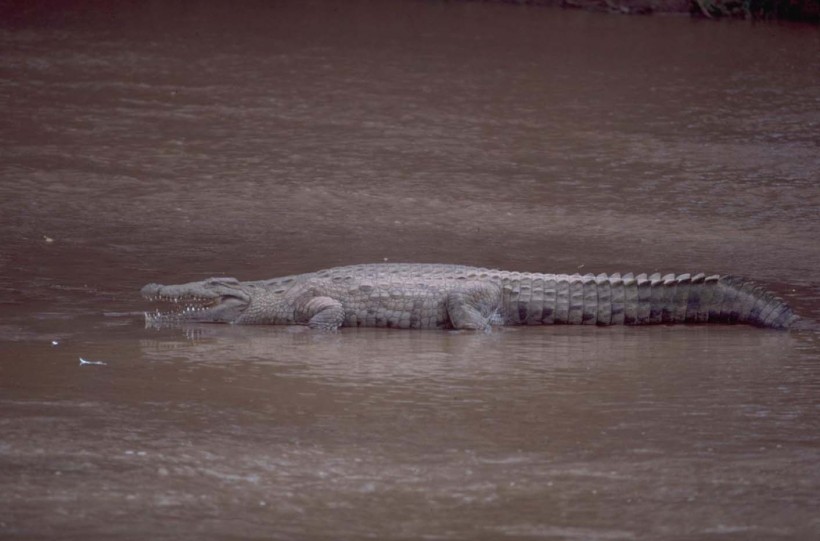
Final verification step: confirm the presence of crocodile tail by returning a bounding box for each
[512,273,798,329]
[707,275,799,329]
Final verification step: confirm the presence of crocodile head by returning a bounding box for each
[141,277,251,325]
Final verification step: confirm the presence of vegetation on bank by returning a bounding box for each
[691,0,820,20]
[490,0,820,22]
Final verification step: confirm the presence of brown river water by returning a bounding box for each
[1,1,819,539]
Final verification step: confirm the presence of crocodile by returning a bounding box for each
[140,263,800,330]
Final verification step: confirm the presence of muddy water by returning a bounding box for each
[1,1,819,539]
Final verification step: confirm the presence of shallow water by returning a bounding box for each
[1,1,819,539]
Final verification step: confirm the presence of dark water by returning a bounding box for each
[1,1,819,539]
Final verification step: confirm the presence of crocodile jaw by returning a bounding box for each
[141,278,250,325]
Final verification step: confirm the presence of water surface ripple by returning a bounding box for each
[1,1,819,539]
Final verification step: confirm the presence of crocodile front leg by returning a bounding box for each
[445,282,502,331]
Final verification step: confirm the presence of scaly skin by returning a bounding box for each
[141,263,800,330]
